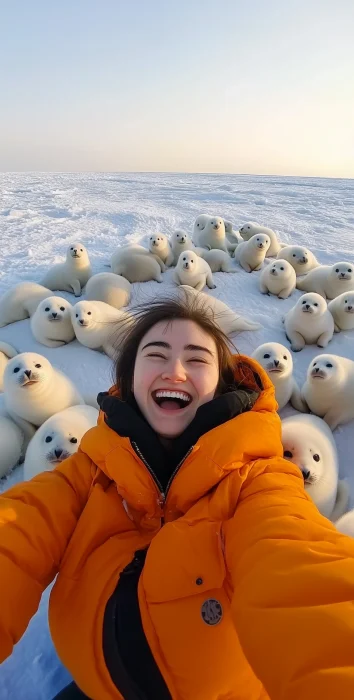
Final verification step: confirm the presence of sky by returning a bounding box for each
[1,0,353,177]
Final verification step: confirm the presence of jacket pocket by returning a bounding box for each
[142,519,225,603]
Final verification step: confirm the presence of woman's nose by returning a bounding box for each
[161,358,186,381]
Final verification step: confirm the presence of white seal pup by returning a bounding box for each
[72,300,133,357]
[234,234,271,272]
[173,251,216,291]
[85,272,131,310]
[197,248,238,273]
[335,509,354,537]
[148,233,174,267]
[296,261,354,299]
[170,230,195,265]
[178,286,261,335]
[192,214,211,245]
[259,259,296,299]
[224,220,241,244]
[111,245,164,283]
[284,292,334,352]
[0,281,54,328]
[277,245,319,276]
[0,415,24,479]
[23,405,98,480]
[41,243,92,297]
[30,296,75,347]
[328,291,354,332]
[193,216,229,253]
[0,342,18,392]
[301,353,354,430]
[281,414,348,520]
[238,221,284,257]
[3,352,85,431]
[252,342,305,411]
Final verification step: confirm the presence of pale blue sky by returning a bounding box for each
[1,0,353,176]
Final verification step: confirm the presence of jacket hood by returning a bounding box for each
[80,355,282,524]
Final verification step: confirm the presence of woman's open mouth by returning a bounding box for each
[152,389,192,411]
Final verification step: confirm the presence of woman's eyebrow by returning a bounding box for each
[184,344,214,356]
[141,341,171,350]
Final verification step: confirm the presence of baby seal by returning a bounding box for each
[281,414,348,520]
[148,233,174,267]
[252,342,305,411]
[3,352,85,437]
[284,292,334,352]
[41,242,92,297]
[111,245,164,283]
[193,216,229,253]
[85,272,131,310]
[71,300,133,358]
[296,261,354,299]
[328,292,354,332]
[197,248,238,273]
[178,286,261,334]
[234,234,271,272]
[170,230,195,265]
[30,296,75,347]
[24,405,98,479]
[0,342,18,392]
[301,353,354,430]
[277,245,319,276]
[239,221,284,257]
[173,251,216,291]
[259,259,296,298]
[0,281,54,327]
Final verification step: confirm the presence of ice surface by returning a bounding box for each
[0,172,353,698]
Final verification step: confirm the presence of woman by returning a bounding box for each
[1,294,354,700]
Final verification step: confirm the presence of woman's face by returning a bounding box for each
[133,319,219,438]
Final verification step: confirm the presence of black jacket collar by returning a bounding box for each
[98,387,258,492]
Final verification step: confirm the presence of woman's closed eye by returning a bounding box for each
[145,352,167,359]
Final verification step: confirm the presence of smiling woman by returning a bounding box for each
[2,297,354,700]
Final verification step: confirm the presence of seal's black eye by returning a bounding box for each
[87,311,92,315]
[13,367,20,373]
[302,300,306,304]
[70,437,78,444]
[80,249,83,252]
[247,226,250,229]
[326,363,333,368]
[45,436,52,443]
[293,253,296,257]
[284,450,293,458]
[70,247,74,250]
[313,454,320,462]
[335,268,339,273]
[348,268,352,273]
[35,363,41,368]
[76,313,78,318]
[60,306,65,311]
[283,355,287,360]
[314,303,318,307]
[280,267,284,271]
[264,353,270,359]
[45,307,50,311]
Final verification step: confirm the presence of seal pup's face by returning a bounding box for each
[41,427,79,467]
[67,242,87,261]
[208,217,224,232]
[290,246,310,265]
[38,296,72,324]
[194,215,209,231]
[239,221,259,240]
[342,292,354,313]
[330,262,353,282]
[282,434,324,485]
[253,342,292,379]
[269,260,291,277]
[224,220,233,235]
[149,234,167,250]
[179,251,198,272]
[4,352,52,392]
[172,230,188,245]
[72,301,96,329]
[297,292,326,316]
[307,354,342,384]
[252,234,270,251]
[133,319,219,439]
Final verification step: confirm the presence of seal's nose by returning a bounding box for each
[79,319,85,325]
[274,360,279,367]
[55,448,63,459]
[24,369,31,378]
[301,469,311,481]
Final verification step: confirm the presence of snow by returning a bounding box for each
[0,171,353,698]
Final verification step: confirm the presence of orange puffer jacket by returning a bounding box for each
[1,356,354,700]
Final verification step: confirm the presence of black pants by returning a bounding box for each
[53,682,90,699]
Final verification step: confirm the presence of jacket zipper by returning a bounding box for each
[131,441,193,504]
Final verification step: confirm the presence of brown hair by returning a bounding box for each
[112,292,239,402]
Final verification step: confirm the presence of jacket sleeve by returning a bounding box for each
[0,450,94,663]
[224,456,354,700]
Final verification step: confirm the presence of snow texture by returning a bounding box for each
[0,172,353,698]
